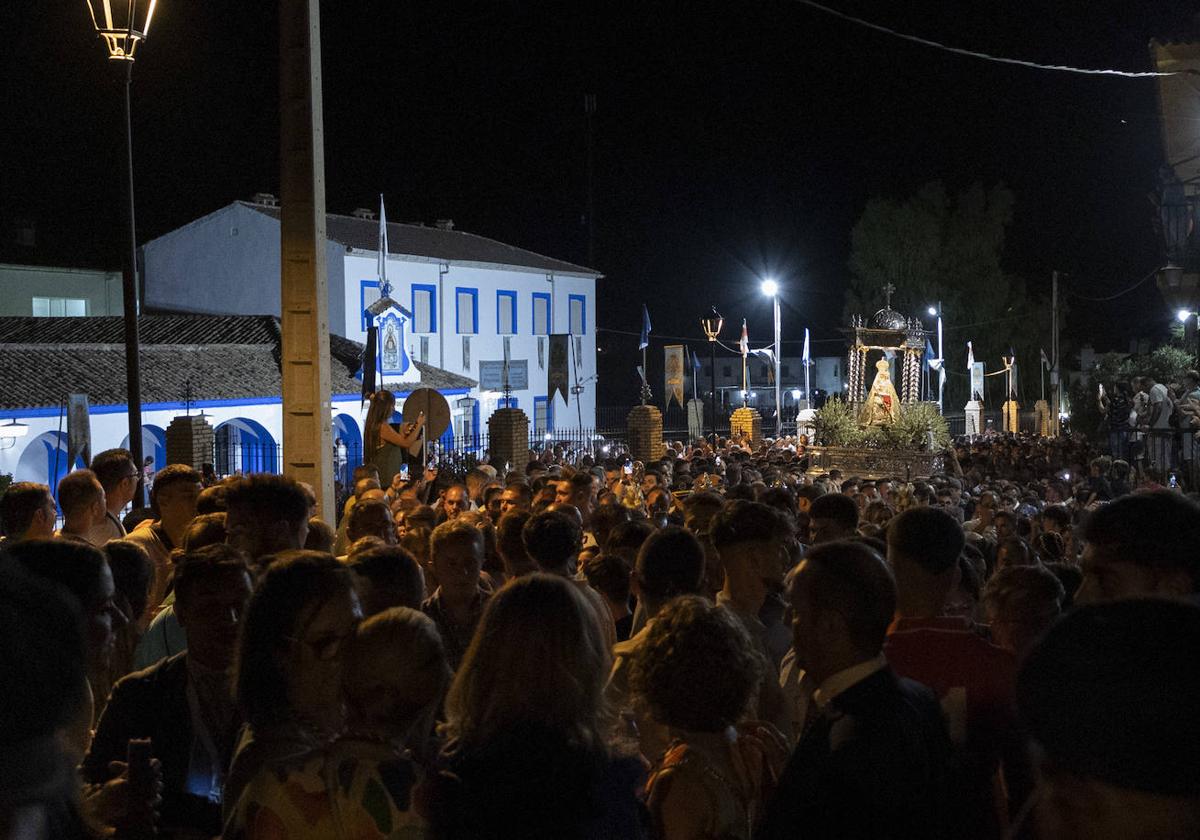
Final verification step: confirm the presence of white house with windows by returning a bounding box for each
[141,197,600,437]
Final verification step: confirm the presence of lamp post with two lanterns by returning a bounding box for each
[82,0,157,506]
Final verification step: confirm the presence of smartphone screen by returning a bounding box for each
[623,464,633,476]
[400,464,409,481]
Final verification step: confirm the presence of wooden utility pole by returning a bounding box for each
[279,0,334,522]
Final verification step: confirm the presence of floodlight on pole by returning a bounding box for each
[1179,309,1192,323]
[760,278,778,297]
[927,306,937,317]
[760,279,783,436]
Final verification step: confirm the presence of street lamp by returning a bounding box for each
[701,308,724,442]
[83,0,157,507]
[761,278,782,436]
[1178,309,1200,364]
[927,301,944,413]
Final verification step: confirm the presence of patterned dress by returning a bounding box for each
[224,738,427,840]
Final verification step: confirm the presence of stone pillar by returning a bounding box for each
[165,414,215,471]
[488,408,531,471]
[1003,399,1021,433]
[1034,399,1052,437]
[965,400,984,438]
[627,405,665,463]
[730,406,763,449]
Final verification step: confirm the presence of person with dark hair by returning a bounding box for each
[682,490,725,536]
[498,482,532,517]
[583,553,633,641]
[808,493,859,544]
[223,473,310,565]
[983,565,1064,660]
[0,558,93,839]
[101,539,153,689]
[758,540,950,840]
[225,551,361,820]
[0,481,56,543]
[347,543,425,615]
[303,516,336,553]
[495,509,537,579]
[87,448,139,544]
[362,389,424,489]
[884,506,1021,838]
[345,497,397,547]
[422,520,489,670]
[1076,491,1200,603]
[428,574,644,840]
[523,509,616,646]
[710,501,794,736]
[632,596,775,839]
[195,483,228,515]
[84,543,253,836]
[125,464,202,621]
[1016,600,1200,839]
[5,539,126,730]
[589,502,631,552]
[555,472,597,532]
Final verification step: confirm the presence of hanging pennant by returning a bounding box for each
[548,333,570,405]
[664,345,685,409]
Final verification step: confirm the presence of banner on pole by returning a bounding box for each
[971,362,986,403]
[67,394,92,467]
[548,334,570,404]
[664,345,685,409]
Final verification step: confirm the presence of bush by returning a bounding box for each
[814,399,950,451]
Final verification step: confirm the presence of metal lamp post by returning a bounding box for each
[701,309,724,442]
[927,302,944,413]
[761,279,782,436]
[83,0,157,506]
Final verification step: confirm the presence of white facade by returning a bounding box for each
[141,201,600,435]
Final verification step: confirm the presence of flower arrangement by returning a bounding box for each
[814,398,950,451]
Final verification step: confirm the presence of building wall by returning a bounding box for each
[141,203,346,330]
[0,263,122,317]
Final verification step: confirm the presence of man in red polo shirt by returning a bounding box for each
[884,506,1024,840]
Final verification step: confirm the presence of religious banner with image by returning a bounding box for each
[548,334,570,405]
[67,393,91,467]
[664,345,685,409]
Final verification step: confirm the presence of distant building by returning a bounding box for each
[141,196,600,434]
[702,355,846,412]
[0,262,123,318]
[0,315,473,493]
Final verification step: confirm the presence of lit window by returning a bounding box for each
[456,289,478,335]
[497,291,517,335]
[32,297,87,317]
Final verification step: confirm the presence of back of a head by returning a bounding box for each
[90,448,136,493]
[589,503,630,547]
[582,553,631,602]
[0,557,85,754]
[225,473,309,529]
[104,539,153,621]
[630,595,764,733]
[759,486,797,520]
[347,498,395,543]
[636,525,705,604]
[58,470,102,520]
[304,517,336,553]
[0,482,49,537]
[349,544,425,613]
[809,492,859,531]
[496,510,533,563]
[405,505,438,532]
[983,564,1063,625]
[1081,492,1200,591]
[710,500,792,551]
[235,551,351,727]
[605,519,656,565]
[196,484,228,514]
[430,518,485,560]
[174,543,252,610]
[446,573,607,748]
[5,539,108,610]
[1017,599,1200,800]
[803,540,897,657]
[182,512,227,551]
[521,510,582,571]
[682,490,725,531]
[887,506,965,575]
[342,607,450,727]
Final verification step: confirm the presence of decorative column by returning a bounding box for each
[627,405,665,463]
[730,406,763,449]
[165,414,214,472]
[488,408,530,470]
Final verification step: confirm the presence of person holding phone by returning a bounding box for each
[364,390,425,490]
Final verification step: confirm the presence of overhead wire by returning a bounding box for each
[793,0,1196,78]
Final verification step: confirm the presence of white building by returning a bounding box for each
[141,196,601,435]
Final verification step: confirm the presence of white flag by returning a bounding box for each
[967,340,975,371]
[802,328,810,364]
[739,319,749,357]
[378,194,389,294]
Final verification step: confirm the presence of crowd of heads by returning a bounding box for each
[2,428,1200,839]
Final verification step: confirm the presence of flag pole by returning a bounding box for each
[803,328,811,410]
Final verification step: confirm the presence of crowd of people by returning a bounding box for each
[2,427,1199,839]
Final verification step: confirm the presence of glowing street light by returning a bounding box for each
[761,278,782,436]
[760,278,779,297]
[82,0,161,507]
[1178,308,1193,323]
[927,306,938,317]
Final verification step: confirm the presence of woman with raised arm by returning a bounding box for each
[364,390,425,489]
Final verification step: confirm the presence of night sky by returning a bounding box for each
[2,1,1193,404]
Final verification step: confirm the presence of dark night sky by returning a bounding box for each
[2,1,1194,403]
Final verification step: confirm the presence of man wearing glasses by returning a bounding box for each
[86,448,140,545]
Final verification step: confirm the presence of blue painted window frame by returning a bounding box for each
[532,292,551,335]
[455,287,479,335]
[568,293,586,335]
[497,290,518,335]
[498,397,519,409]
[533,395,554,433]
[411,284,437,333]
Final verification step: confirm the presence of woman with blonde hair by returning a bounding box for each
[364,389,425,488]
[428,574,645,839]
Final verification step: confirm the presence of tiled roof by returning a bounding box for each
[0,316,476,409]
[242,203,600,277]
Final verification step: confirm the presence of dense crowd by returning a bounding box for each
[2,428,1199,840]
